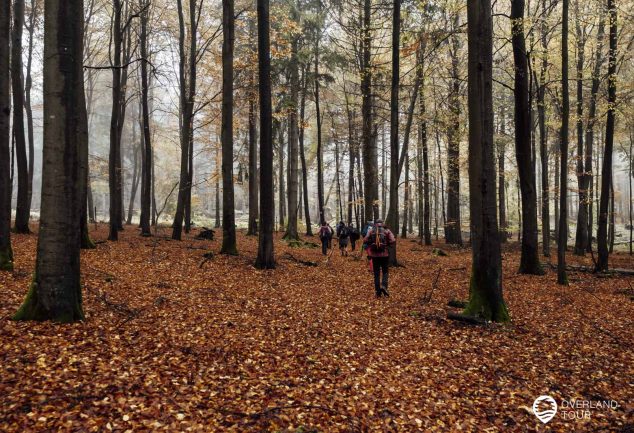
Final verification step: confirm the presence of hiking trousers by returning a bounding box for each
[371,256,389,291]
[321,238,329,255]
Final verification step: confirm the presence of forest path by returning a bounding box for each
[0,225,632,432]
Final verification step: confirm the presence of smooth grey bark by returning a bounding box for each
[139,0,152,236]
[464,0,508,322]
[284,9,300,240]
[14,0,86,322]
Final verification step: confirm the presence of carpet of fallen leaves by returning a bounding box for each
[0,224,632,432]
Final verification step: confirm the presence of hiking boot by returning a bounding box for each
[381,286,389,297]
[375,289,382,298]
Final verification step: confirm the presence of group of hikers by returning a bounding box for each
[318,219,396,298]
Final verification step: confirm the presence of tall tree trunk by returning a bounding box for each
[13,0,85,322]
[420,77,431,245]
[284,10,300,240]
[277,124,285,228]
[126,117,140,225]
[498,107,507,243]
[214,145,220,228]
[445,18,462,246]
[299,66,312,235]
[25,0,36,219]
[220,0,238,254]
[139,0,152,236]
[401,155,409,238]
[361,0,378,222]
[172,0,196,240]
[314,35,325,225]
[255,0,275,269]
[464,0,508,322]
[344,83,355,225]
[386,0,401,237]
[108,0,123,241]
[573,0,587,256]
[537,0,550,256]
[247,61,259,236]
[558,0,570,284]
[582,15,606,253]
[512,0,542,274]
[12,0,30,233]
[0,0,13,270]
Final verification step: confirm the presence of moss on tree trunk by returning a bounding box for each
[463,272,510,323]
[0,245,13,271]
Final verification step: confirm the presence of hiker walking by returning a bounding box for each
[338,224,350,256]
[363,219,396,297]
[318,221,333,255]
[348,223,360,251]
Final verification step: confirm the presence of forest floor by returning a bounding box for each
[0,224,632,432]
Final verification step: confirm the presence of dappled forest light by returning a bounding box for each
[0,0,632,431]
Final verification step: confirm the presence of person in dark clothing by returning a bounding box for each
[336,220,345,237]
[318,222,332,255]
[363,219,396,297]
[348,223,360,251]
[338,224,349,256]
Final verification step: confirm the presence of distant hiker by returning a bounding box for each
[318,222,333,255]
[326,222,334,249]
[336,220,345,237]
[338,224,350,256]
[348,223,360,251]
[363,219,396,297]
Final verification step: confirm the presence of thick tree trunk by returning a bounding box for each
[12,0,30,233]
[255,0,275,269]
[139,0,152,236]
[220,0,238,254]
[558,0,570,284]
[14,0,85,322]
[512,0,542,274]
[0,0,12,270]
[464,0,508,322]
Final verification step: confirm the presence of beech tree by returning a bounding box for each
[255,0,275,269]
[596,0,617,272]
[0,0,12,271]
[558,0,570,285]
[13,0,86,322]
[511,0,542,274]
[463,0,509,322]
[12,0,30,233]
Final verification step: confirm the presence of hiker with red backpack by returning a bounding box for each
[363,219,396,297]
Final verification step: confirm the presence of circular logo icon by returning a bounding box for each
[533,395,558,424]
